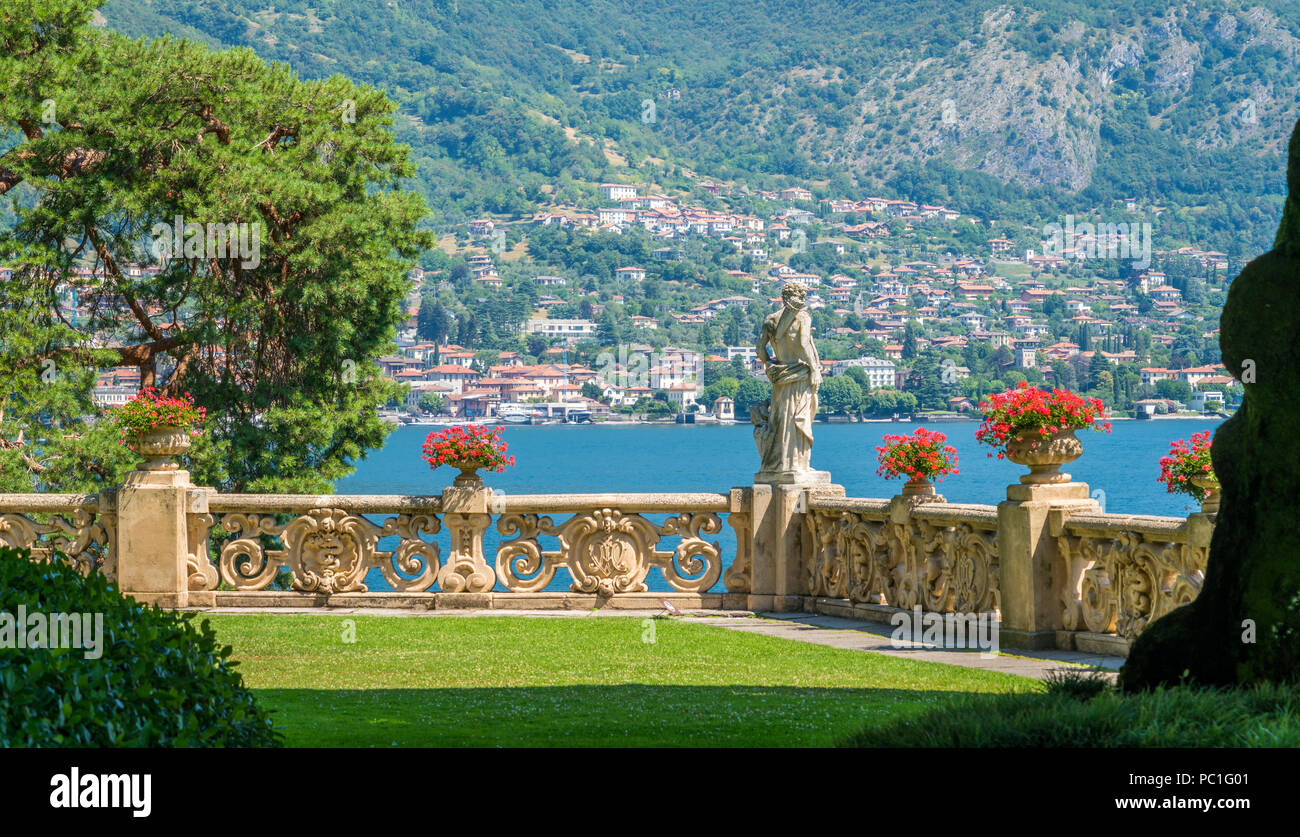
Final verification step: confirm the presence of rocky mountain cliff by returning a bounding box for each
[101,0,1300,253]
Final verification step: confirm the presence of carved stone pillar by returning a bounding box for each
[997,481,1099,649]
[115,469,192,608]
[749,481,843,612]
[439,485,497,593]
[722,487,753,604]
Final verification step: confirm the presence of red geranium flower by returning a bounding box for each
[422,425,514,474]
[1158,430,1215,500]
[975,381,1109,456]
[876,427,959,482]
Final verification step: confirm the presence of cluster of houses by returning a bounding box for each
[474,181,972,271]
[377,342,713,417]
[26,177,1233,418]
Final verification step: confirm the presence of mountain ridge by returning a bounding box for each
[100,0,1300,254]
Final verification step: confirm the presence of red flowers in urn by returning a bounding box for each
[108,387,207,439]
[108,387,206,471]
[422,424,515,486]
[975,381,1110,484]
[1159,430,1219,512]
[876,427,959,482]
[975,381,1110,455]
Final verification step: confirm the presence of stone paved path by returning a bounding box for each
[191,605,1123,681]
[680,612,1124,681]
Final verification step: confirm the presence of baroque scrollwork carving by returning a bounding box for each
[926,523,1000,614]
[188,512,218,591]
[1058,529,1206,640]
[496,507,724,595]
[439,512,493,593]
[0,508,113,577]
[214,508,443,593]
[804,508,999,617]
[806,510,849,598]
[723,511,752,593]
[845,515,891,604]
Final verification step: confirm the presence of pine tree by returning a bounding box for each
[2,3,430,492]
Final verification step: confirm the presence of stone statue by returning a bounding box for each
[751,282,829,484]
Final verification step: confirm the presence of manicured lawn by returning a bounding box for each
[203,613,1039,747]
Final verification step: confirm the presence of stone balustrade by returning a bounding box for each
[0,463,1214,655]
[805,497,1000,616]
[1052,510,1212,656]
[184,490,745,602]
[0,492,116,577]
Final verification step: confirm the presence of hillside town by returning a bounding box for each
[12,174,1234,426]
[372,175,1237,423]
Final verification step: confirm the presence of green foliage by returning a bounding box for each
[416,391,446,414]
[701,376,740,406]
[817,375,862,416]
[861,388,918,417]
[841,681,1300,747]
[734,376,771,417]
[1043,666,1115,701]
[2,2,429,494]
[0,547,281,747]
[417,297,453,344]
[905,354,956,410]
[1155,378,1193,402]
[633,396,675,417]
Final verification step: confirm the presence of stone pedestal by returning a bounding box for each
[997,481,1099,649]
[752,469,832,486]
[115,469,192,608]
[1185,511,1215,550]
[748,480,843,612]
[439,485,496,593]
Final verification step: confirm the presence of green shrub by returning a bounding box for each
[838,682,1300,748]
[1043,666,1114,700]
[0,547,281,747]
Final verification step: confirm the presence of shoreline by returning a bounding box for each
[387,413,1230,427]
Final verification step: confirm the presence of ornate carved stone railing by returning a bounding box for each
[195,494,445,593]
[494,492,742,595]
[805,498,889,602]
[0,493,116,578]
[805,497,1000,615]
[0,475,1214,657]
[1053,511,1211,644]
[192,490,752,596]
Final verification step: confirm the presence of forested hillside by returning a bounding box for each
[102,0,1300,255]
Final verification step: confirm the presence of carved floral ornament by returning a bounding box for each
[201,508,443,593]
[496,507,723,595]
[1059,529,1205,640]
[0,508,114,577]
[805,509,999,615]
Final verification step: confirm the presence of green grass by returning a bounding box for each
[204,614,1038,747]
[992,261,1035,278]
[841,679,1300,747]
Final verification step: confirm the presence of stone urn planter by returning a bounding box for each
[448,459,491,487]
[1191,476,1221,514]
[899,474,944,504]
[126,426,192,471]
[422,425,514,490]
[1004,429,1084,485]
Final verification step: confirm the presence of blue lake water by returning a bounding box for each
[335,418,1224,593]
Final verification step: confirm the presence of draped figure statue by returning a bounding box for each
[752,282,826,482]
